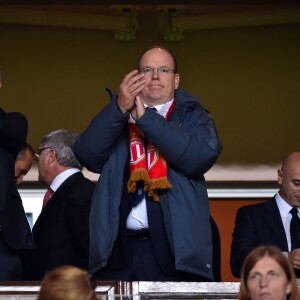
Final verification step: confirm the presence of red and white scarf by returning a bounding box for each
[127,101,174,202]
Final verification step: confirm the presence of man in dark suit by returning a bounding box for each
[0,106,35,280]
[231,151,300,278]
[25,129,95,280]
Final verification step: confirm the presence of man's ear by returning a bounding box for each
[174,73,180,89]
[278,169,283,185]
[47,148,57,164]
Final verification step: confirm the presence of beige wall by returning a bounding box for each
[0,7,299,165]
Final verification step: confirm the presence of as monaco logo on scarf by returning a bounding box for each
[130,138,146,165]
[147,144,158,169]
[127,102,174,202]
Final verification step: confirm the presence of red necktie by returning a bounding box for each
[42,188,53,208]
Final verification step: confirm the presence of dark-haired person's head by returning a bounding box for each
[14,143,34,185]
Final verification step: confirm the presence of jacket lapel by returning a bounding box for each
[265,197,289,251]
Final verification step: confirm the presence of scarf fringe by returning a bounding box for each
[127,169,151,193]
[145,177,173,202]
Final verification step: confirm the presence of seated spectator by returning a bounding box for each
[238,245,298,300]
[38,265,97,300]
[14,142,35,185]
[231,152,300,278]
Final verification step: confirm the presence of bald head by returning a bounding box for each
[281,152,300,173]
[278,152,300,207]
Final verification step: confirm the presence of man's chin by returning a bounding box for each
[294,196,300,206]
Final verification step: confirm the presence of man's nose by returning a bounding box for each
[152,68,159,79]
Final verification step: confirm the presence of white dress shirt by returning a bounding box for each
[50,168,81,192]
[275,192,300,251]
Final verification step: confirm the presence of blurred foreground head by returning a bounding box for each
[239,245,298,300]
[38,265,97,300]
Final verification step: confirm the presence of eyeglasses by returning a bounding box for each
[139,66,175,76]
[34,147,52,160]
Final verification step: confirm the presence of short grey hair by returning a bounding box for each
[41,129,82,170]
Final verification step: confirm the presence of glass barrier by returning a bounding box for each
[0,281,240,300]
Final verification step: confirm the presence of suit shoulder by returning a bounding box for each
[71,175,95,190]
[61,173,95,195]
[68,172,94,184]
[237,201,268,214]
[78,175,95,187]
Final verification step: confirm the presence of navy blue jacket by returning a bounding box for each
[74,88,222,280]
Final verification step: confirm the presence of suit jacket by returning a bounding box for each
[0,107,34,250]
[25,172,95,280]
[230,196,289,278]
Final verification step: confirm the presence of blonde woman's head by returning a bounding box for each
[38,266,97,300]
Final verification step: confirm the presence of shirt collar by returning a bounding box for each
[50,168,80,192]
[275,192,295,216]
[145,98,174,118]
